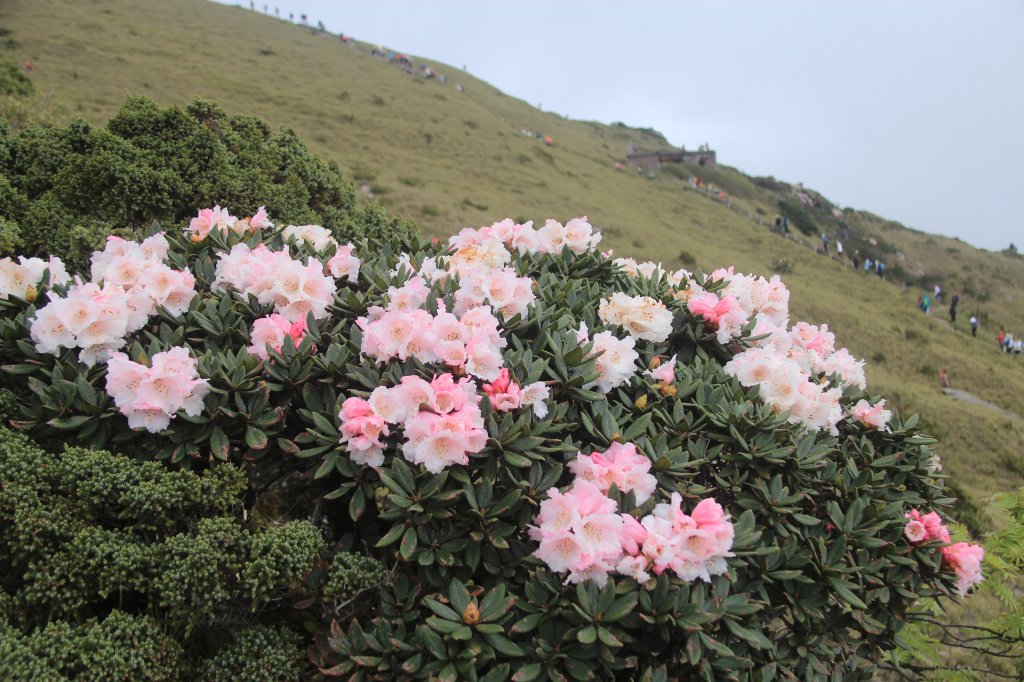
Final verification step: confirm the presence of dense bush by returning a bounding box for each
[0,96,417,268]
[0,57,32,98]
[0,208,985,679]
[0,427,392,678]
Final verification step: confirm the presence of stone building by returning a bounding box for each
[625,141,717,171]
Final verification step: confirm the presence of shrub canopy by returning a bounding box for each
[0,97,417,268]
[0,205,983,680]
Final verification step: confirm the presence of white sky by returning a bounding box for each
[223,0,1024,251]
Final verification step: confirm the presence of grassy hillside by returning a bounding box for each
[2,0,1024,525]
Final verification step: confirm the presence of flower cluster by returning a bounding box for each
[687,292,748,344]
[942,543,985,597]
[453,267,535,320]
[449,216,602,256]
[105,346,210,432]
[576,322,640,394]
[904,508,951,544]
[327,244,361,282]
[567,442,657,504]
[339,373,487,472]
[357,304,506,381]
[598,292,674,343]
[213,243,337,322]
[724,346,843,433]
[186,205,270,240]
[0,255,69,300]
[850,399,892,431]
[638,493,735,583]
[247,314,309,360]
[283,224,337,251]
[91,234,197,316]
[612,257,689,287]
[481,368,551,418]
[531,446,733,587]
[722,315,869,432]
[904,509,984,596]
[31,235,197,366]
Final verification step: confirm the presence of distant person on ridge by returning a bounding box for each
[940,369,949,389]
[949,301,958,323]
[970,315,978,337]
[821,233,830,254]
[997,329,1005,349]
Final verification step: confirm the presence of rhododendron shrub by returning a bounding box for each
[0,211,983,679]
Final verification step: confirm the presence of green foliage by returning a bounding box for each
[325,552,391,603]
[0,96,417,269]
[0,57,32,97]
[0,610,184,681]
[0,428,328,676]
[197,625,306,682]
[0,220,974,677]
[887,487,1024,679]
[777,196,819,237]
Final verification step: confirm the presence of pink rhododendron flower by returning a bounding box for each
[247,314,309,360]
[326,243,360,282]
[905,509,951,543]
[904,520,927,543]
[213,243,336,322]
[941,542,984,596]
[482,368,525,412]
[646,355,677,384]
[338,396,390,467]
[186,205,239,240]
[598,292,673,343]
[850,399,892,431]
[283,224,336,251]
[105,347,209,433]
[0,255,70,300]
[584,331,639,394]
[568,442,657,505]
[249,206,272,230]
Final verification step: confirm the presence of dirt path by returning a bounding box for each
[943,388,1022,421]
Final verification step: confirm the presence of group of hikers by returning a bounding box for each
[997,330,1024,355]
[246,2,458,88]
[917,286,967,323]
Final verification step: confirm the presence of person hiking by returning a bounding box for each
[940,369,949,389]
[922,294,931,314]
[821,233,830,254]
[997,329,1005,349]
[970,315,978,337]
[949,302,958,323]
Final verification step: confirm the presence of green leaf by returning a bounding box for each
[511,663,543,682]
[577,626,597,644]
[45,415,92,430]
[244,425,268,450]
[724,619,772,649]
[209,426,230,461]
[399,527,418,560]
[448,579,471,615]
[511,613,543,635]
[829,577,868,609]
[483,632,525,657]
[375,524,406,548]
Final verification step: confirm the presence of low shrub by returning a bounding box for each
[0,209,984,678]
[0,428,371,678]
[0,96,417,269]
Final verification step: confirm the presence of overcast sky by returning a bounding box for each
[224,0,1023,251]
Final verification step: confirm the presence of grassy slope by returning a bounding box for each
[2,0,1024,522]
